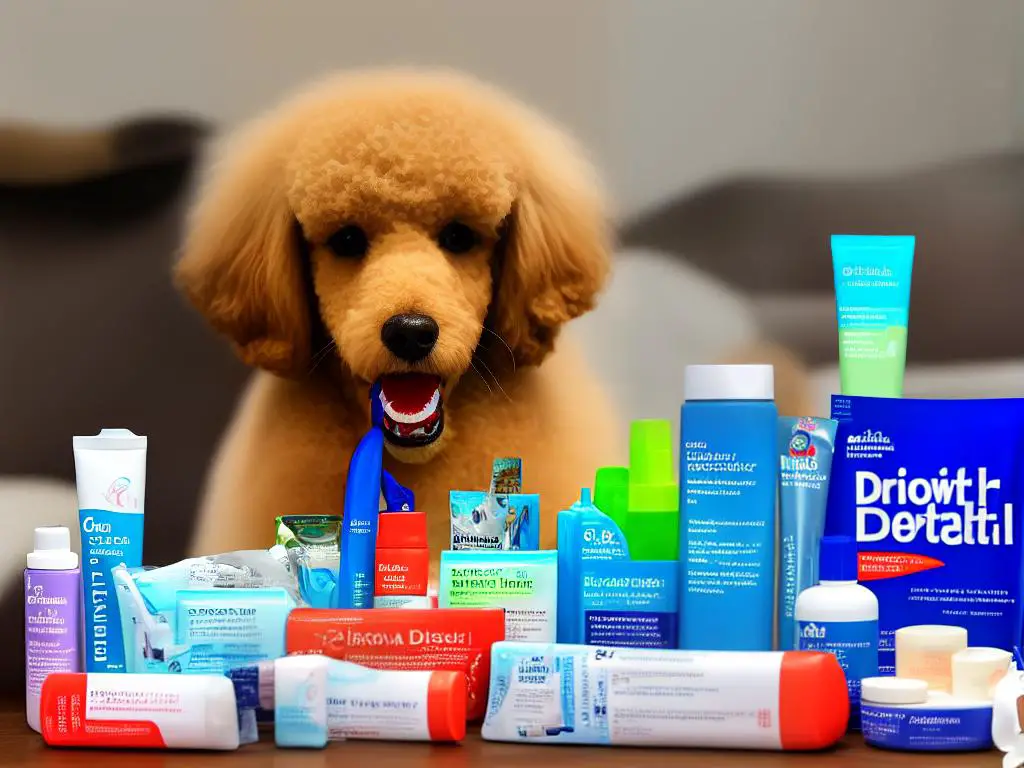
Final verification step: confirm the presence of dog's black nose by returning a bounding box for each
[381,313,439,362]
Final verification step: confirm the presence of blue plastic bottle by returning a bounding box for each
[678,364,777,650]
[557,488,678,647]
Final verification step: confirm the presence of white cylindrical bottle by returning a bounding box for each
[25,526,81,732]
[796,534,878,732]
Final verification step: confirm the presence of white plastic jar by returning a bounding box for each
[895,625,968,693]
[860,676,993,752]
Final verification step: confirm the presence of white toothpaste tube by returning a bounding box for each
[482,642,849,750]
[40,672,239,750]
[74,428,147,673]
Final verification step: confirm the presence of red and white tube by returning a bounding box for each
[40,672,239,750]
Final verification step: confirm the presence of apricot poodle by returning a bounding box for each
[174,69,624,564]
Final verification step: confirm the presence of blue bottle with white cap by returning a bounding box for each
[796,534,879,731]
[678,364,777,651]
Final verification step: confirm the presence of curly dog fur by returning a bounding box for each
[175,69,624,567]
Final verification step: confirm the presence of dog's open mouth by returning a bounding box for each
[377,373,444,448]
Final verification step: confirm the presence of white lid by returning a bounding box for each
[684,364,774,401]
[72,428,147,450]
[27,526,78,570]
[895,624,968,648]
[953,646,1012,664]
[861,677,929,705]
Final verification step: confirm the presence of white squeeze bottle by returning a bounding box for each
[796,534,878,732]
[25,526,81,732]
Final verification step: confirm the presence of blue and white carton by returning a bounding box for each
[825,395,1024,673]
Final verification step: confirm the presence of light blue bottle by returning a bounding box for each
[557,488,678,647]
[678,364,777,650]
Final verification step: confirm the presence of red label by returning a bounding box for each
[40,674,167,749]
[375,548,429,595]
[858,551,945,581]
[286,608,504,721]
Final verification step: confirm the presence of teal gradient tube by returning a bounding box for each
[831,234,915,397]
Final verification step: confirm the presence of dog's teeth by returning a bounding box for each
[381,388,440,424]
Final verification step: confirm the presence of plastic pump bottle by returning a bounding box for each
[25,526,81,732]
[796,535,878,731]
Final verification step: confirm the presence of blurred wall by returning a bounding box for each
[605,1,1023,215]
[1,0,1021,220]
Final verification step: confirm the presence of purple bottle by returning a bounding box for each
[25,526,81,732]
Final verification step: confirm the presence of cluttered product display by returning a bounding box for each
[21,234,1024,767]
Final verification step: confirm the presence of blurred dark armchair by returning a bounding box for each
[0,116,250,692]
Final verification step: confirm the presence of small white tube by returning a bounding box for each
[253,656,466,748]
[40,672,239,750]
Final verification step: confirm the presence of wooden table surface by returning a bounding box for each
[0,700,1001,767]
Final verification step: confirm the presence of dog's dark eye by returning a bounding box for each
[327,225,369,259]
[437,221,479,254]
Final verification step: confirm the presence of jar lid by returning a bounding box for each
[895,624,968,648]
[683,364,774,401]
[861,677,929,705]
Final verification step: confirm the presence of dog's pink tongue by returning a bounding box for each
[380,374,441,415]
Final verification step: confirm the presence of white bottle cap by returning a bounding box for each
[861,677,929,705]
[684,364,774,401]
[27,526,78,570]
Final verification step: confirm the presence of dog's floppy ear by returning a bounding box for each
[492,121,612,368]
[174,114,310,376]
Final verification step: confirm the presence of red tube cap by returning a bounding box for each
[427,670,467,742]
[779,651,850,750]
